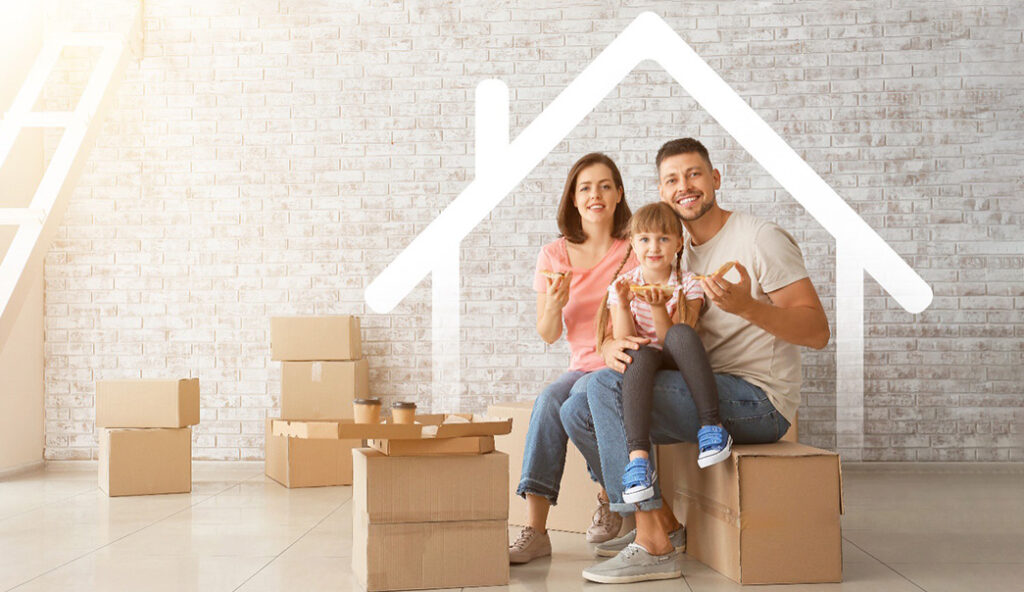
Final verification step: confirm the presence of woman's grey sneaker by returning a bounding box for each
[582,543,683,584]
[594,526,685,557]
[585,492,623,543]
[509,526,551,564]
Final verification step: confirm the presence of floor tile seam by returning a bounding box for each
[0,484,109,525]
[230,490,353,591]
[3,474,256,591]
[841,536,930,592]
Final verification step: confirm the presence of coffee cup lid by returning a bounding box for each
[353,398,381,405]
[391,401,417,409]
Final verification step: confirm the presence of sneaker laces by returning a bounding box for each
[510,526,535,551]
[620,543,643,559]
[592,495,615,527]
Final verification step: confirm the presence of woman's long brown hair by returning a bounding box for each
[594,202,684,348]
[557,153,632,243]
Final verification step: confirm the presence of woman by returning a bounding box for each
[510,153,639,564]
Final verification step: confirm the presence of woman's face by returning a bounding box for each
[573,164,622,227]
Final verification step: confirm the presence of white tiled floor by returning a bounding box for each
[1,462,1022,591]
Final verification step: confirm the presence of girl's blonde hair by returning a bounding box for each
[594,202,684,347]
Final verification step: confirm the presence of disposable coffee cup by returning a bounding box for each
[391,401,417,424]
[353,398,382,424]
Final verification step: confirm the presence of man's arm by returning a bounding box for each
[701,264,830,350]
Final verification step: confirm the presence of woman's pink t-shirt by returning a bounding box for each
[534,237,639,372]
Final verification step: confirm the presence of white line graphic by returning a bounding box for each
[365,12,932,456]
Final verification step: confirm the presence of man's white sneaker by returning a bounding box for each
[582,543,683,584]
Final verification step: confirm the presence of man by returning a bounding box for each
[561,138,830,584]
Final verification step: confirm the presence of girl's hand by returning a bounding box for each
[634,286,670,308]
[613,276,632,306]
[601,335,651,373]
[544,271,572,313]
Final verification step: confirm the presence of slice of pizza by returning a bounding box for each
[540,270,567,280]
[693,260,736,281]
[628,283,675,298]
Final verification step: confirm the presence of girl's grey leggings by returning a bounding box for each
[622,324,721,453]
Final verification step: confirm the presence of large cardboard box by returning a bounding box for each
[96,379,200,428]
[353,515,508,592]
[280,359,368,419]
[99,428,192,496]
[264,418,360,488]
[488,402,603,534]
[351,448,509,591]
[351,448,507,522]
[658,441,843,585]
[270,315,362,361]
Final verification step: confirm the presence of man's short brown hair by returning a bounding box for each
[656,138,713,172]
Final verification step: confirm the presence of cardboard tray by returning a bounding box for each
[271,413,513,441]
[368,435,495,456]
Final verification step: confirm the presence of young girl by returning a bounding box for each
[596,202,733,503]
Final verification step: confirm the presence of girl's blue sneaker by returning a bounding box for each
[621,457,655,503]
[697,425,733,469]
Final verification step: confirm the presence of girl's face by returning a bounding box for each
[574,164,622,226]
[631,230,683,273]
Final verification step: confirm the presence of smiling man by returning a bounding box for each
[561,138,831,584]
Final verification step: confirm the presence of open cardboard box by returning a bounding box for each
[271,413,513,441]
[368,435,495,457]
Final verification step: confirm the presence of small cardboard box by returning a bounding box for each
[280,359,368,419]
[96,379,200,428]
[368,435,494,457]
[270,414,512,441]
[352,448,507,523]
[351,448,509,591]
[489,402,603,534]
[353,515,509,592]
[270,315,362,361]
[658,441,843,584]
[99,428,192,496]
[264,418,360,488]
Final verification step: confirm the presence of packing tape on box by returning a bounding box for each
[311,362,322,382]
[676,490,741,528]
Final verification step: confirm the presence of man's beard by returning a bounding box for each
[676,196,715,222]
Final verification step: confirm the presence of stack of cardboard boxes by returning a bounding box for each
[95,378,199,496]
[352,447,510,591]
[268,414,512,590]
[265,315,368,488]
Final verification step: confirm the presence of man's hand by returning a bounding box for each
[700,262,754,316]
[601,335,650,373]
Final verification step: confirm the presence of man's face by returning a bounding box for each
[658,152,721,222]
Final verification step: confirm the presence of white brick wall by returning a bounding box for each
[41,0,1023,461]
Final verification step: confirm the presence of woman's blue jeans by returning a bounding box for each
[516,370,594,504]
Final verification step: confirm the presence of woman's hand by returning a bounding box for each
[544,271,572,314]
[600,335,651,373]
[613,276,632,306]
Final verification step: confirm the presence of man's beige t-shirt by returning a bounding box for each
[683,211,808,424]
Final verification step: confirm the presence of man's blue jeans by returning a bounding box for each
[561,367,791,514]
[516,370,593,504]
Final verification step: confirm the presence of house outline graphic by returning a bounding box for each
[364,12,933,460]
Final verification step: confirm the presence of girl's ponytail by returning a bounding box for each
[594,243,634,348]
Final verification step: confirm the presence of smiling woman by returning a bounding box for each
[508,153,639,565]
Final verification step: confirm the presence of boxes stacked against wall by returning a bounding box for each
[95,378,199,496]
[266,315,368,487]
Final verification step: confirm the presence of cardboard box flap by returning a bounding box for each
[731,441,838,459]
[272,414,512,441]
[418,414,513,438]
